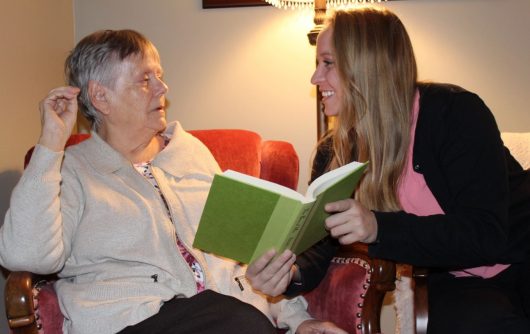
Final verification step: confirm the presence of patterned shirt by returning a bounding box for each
[133,135,206,292]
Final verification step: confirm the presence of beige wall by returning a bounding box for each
[1,0,529,331]
[0,0,74,331]
[74,0,530,194]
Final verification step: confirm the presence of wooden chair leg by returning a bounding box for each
[413,267,429,334]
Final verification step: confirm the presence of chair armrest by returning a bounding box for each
[5,271,40,334]
[304,243,396,334]
[344,243,396,334]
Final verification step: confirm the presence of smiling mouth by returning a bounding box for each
[321,90,334,98]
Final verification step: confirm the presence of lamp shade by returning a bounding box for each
[264,0,387,9]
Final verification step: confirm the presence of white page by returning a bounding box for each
[306,161,366,198]
[222,170,310,203]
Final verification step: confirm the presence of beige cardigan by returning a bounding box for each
[1,122,310,334]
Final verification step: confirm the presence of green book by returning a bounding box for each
[193,160,368,264]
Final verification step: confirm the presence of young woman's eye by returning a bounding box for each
[323,60,334,67]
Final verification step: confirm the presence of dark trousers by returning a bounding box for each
[119,290,276,334]
[427,262,530,334]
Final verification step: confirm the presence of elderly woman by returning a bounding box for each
[0,30,344,334]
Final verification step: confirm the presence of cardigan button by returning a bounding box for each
[414,164,420,171]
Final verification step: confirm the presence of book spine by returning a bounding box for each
[279,202,314,252]
[290,196,326,254]
[250,197,305,263]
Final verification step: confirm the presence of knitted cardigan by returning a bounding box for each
[1,121,310,333]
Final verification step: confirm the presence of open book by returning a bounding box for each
[193,160,368,264]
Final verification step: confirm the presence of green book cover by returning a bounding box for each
[193,160,368,264]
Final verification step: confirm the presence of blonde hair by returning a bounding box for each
[321,7,417,211]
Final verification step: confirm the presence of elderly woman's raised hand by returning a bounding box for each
[245,249,296,297]
[324,198,378,245]
[38,86,80,152]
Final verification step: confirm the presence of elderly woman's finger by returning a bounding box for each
[246,249,295,296]
[246,249,276,278]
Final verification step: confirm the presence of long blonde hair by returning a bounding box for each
[322,7,417,211]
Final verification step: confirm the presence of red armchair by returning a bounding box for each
[5,129,395,334]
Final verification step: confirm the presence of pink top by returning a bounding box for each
[397,90,509,279]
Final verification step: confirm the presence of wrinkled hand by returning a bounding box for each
[296,319,348,334]
[324,198,378,245]
[39,86,80,151]
[245,249,296,297]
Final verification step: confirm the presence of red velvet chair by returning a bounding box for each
[5,129,395,334]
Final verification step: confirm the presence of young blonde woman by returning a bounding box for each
[247,7,530,334]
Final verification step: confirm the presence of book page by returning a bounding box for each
[223,170,309,202]
[306,161,367,199]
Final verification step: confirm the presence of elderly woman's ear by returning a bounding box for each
[88,80,110,115]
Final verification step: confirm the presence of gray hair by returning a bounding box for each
[64,29,159,130]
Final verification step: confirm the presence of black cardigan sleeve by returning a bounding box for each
[369,83,518,269]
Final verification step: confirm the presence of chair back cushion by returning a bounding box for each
[26,130,299,191]
[189,129,262,177]
[260,140,299,191]
[189,130,299,190]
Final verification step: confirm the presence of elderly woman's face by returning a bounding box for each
[104,51,168,136]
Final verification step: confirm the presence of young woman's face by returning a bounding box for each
[311,28,342,117]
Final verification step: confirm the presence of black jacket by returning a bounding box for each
[287,83,530,295]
